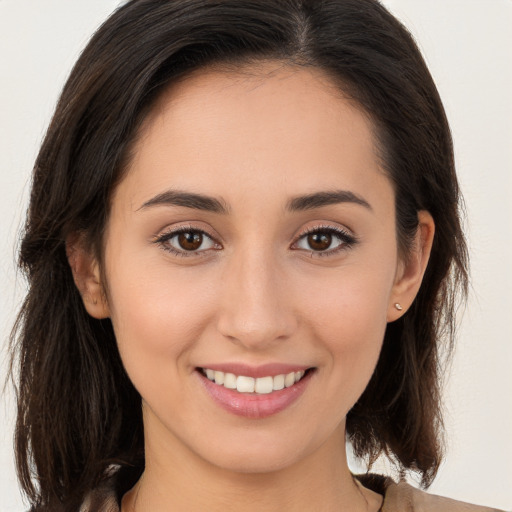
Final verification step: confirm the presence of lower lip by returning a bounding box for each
[197,370,313,419]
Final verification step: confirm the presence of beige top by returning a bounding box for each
[382,481,504,512]
[79,471,506,512]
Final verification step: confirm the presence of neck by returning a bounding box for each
[123,419,381,512]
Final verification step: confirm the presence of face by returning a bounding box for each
[93,63,412,474]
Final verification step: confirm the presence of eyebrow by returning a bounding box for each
[138,188,371,214]
[138,190,230,214]
[286,190,372,212]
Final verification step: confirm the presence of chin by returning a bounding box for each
[202,444,304,475]
[189,423,333,476]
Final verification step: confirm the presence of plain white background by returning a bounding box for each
[1,1,511,510]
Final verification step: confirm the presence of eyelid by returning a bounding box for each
[154,223,218,240]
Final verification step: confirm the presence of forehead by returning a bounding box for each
[142,61,354,125]
[116,62,390,213]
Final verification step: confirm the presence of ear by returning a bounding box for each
[66,234,110,319]
[387,211,435,322]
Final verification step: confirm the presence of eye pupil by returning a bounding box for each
[308,232,332,251]
[178,232,203,251]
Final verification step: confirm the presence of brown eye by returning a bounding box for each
[178,231,203,251]
[157,228,217,255]
[307,232,332,251]
[294,226,355,255]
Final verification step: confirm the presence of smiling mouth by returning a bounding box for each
[199,368,312,394]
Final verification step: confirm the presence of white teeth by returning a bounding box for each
[254,376,273,394]
[284,372,295,388]
[273,374,285,391]
[202,368,308,394]
[236,375,255,393]
[223,373,237,389]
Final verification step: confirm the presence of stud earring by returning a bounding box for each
[394,303,403,311]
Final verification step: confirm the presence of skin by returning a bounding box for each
[70,62,434,512]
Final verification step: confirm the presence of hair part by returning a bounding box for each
[9,0,468,508]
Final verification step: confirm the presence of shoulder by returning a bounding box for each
[382,480,505,512]
[81,470,507,512]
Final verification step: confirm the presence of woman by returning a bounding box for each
[8,0,504,510]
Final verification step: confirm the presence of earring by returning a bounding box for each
[394,303,403,311]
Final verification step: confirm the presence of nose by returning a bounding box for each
[216,247,297,350]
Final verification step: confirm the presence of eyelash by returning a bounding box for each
[293,225,358,257]
[153,224,358,258]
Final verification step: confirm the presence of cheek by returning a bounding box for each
[298,264,393,400]
[104,250,218,385]
[299,261,392,339]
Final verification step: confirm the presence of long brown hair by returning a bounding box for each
[9,0,468,509]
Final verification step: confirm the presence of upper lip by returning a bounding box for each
[196,363,312,378]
